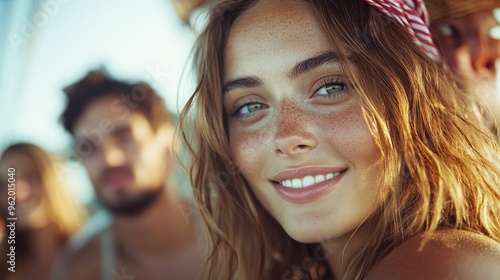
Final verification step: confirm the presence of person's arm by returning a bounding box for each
[365,230,500,280]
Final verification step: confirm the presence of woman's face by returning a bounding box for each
[0,151,48,230]
[223,0,383,243]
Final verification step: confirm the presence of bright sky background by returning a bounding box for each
[0,0,196,205]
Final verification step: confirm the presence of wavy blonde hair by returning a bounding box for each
[1,143,85,239]
[178,0,500,279]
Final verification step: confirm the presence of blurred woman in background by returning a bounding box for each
[0,143,86,280]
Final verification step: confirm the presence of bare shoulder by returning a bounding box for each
[52,233,102,280]
[365,230,500,280]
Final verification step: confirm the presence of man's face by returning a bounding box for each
[431,10,500,120]
[73,94,173,215]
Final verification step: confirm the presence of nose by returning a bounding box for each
[274,99,317,156]
[470,34,500,75]
[16,178,31,203]
[101,141,126,167]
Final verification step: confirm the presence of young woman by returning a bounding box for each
[0,143,86,280]
[179,0,500,279]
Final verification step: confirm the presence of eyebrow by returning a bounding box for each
[223,76,263,94]
[223,51,340,93]
[287,51,340,80]
[74,122,132,144]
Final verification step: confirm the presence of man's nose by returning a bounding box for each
[101,141,126,167]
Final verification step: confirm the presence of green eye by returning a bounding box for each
[317,84,345,95]
[239,103,265,115]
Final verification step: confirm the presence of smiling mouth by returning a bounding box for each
[274,169,347,189]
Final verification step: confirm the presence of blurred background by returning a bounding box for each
[0,0,205,207]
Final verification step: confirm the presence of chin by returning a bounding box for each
[281,215,362,245]
[281,223,335,244]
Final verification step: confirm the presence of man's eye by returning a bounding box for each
[74,140,98,158]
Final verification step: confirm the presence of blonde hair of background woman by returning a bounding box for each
[0,143,86,280]
[2,143,85,237]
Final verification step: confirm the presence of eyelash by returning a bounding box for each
[228,77,351,119]
[229,97,265,120]
[313,77,350,100]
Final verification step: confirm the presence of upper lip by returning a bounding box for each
[270,166,348,183]
[102,167,131,179]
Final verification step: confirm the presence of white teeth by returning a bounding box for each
[314,174,325,184]
[303,175,315,188]
[279,171,343,188]
[291,178,302,188]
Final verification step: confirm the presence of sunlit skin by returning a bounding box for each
[73,94,173,211]
[430,10,500,121]
[224,0,383,256]
[0,152,49,230]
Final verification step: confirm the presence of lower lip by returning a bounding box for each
[273,172,346,204]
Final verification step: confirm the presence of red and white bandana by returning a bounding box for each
[362,0,440,61]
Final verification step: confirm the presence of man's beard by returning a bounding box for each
[100,186,164,216]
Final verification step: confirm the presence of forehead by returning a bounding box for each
[73,94,151,138]
[230,0,318,38]
[224,0,335,77]
[0,152,36,173]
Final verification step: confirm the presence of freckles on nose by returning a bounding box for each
[276,98,308,136]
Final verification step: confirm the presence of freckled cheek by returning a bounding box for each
[318,106,379,164]
[229,126,272,182]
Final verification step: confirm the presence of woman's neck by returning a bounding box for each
[12,224,64,280]
[25,224,63,260]
[320,224,373,279]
